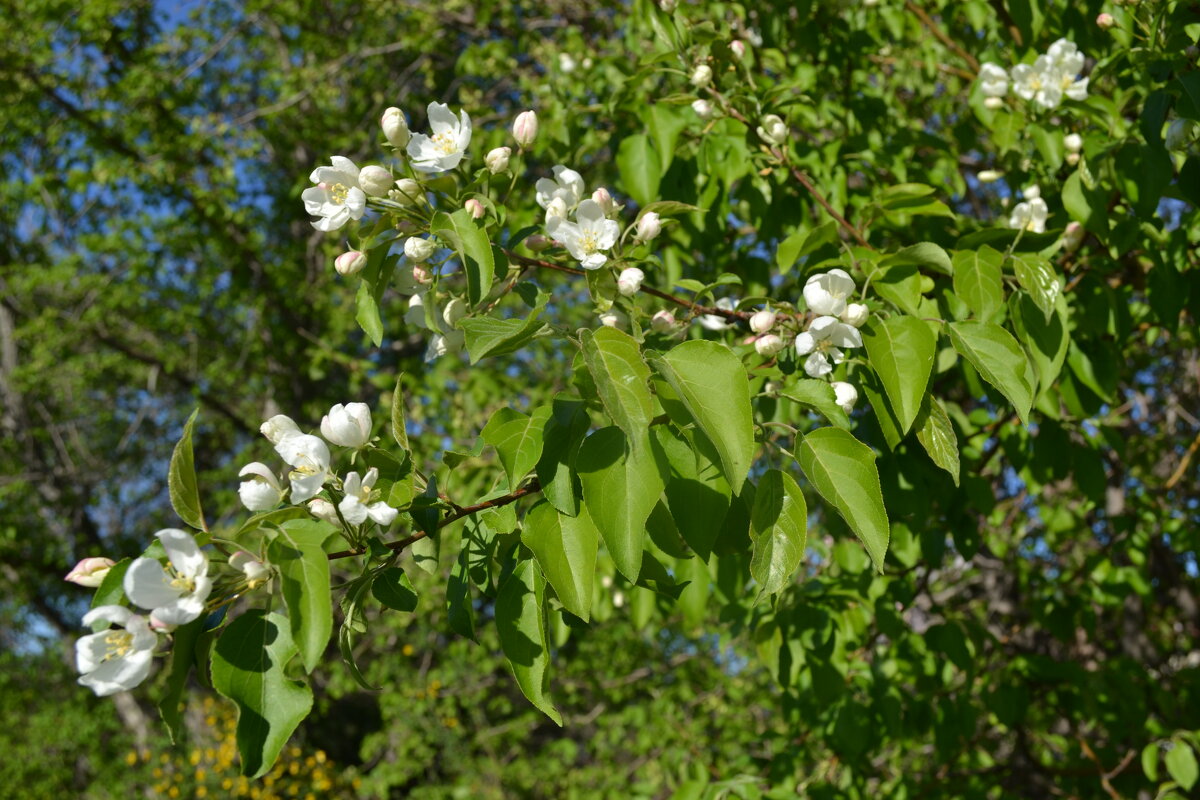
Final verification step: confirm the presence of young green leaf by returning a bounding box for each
[862,316,937,436]
[535,395,589,516]
[1009,252,1061,322]
[616,133,662,206]
[749,469,808,599]
[580,327,655,444]
[390,373,409,451]
[496,560,563,725]
[952,246,1005,320]
[431,208,495,306]
[168,408,206,531]
[521,501,598,621]
[355,281,383,347]
[372,566,418,612]
[796,427,890,572]
[481,406,551,488]
[915,396,960,485]
[947,321,1034,423]
[269,519,335,674]
[158,617,205,744]
[655,426,731,560]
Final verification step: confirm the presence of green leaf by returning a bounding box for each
[952,246,1005,320]
[269,519,335,674]
[447,547,476,641]
[947,321,1034,424]
[355,281,383,347]
[372,566,418,612]
[168,409,205,531]
[872,263,923,317]
[783,380,850,429]
[390,373,409,451]
[337,575,379,690]
[481,406,551,488]
[457,309,550,364]
[580,327,655,443]
[862,316,937,436]
[749,469,808,599]
[796,427,890,572]
[495,560,562,725]
[1009,252,1061,322]
[880,242,953,276]
[158,617,205,744]
[655,426,731,559]
[535,395,589,516]
[617,133,662,206]
[1166,742,1199,791]
[915,396,960,485]
[576,427,667,581]
[647,104,688,171]
[649,340,755,494]
[638,200,703,218]
[522,501,598,621]
[90,558,131,611]
[212,610,313,778]
[777,222,837,274]
[1010,293,1068,401]
[431,208,495,306]
[1142,743,1160,783]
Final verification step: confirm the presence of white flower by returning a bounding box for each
[599,312,620,328]
[1064,133,1083,153]
[65,557,116,588]
[405,236,437,262]
[125,529,213,628]
[407,102,472,173]
[749,309,776,334]
[617,267,645,296]
[692,99,713,119]
[358,165,394,198]
[513,110,538,149]
[76,606,158,696]
[984,97,1005,110]
[275,433,332,503]
[546,199,620,269]
[1047,39,1086,77]
[690,64,713,87]
[238,462,284,511]
[832,381,859,414]
[1011,58,1062,109]
[1009,198,1048,233]
[390,178,423,206]
[755,334,785,357]
[308,498,340,525]
[699,297,738,330]
[651,309,677,332]
[803,269,857,316]
[756,114,788,146]
[635,212,662,242]
[320,402,372,448]
[558,52,577,73]
[544,197,568,224]
[335,250,367,277]
[795,316,863,378]
[536,165,586,210]
[229,551,270,589]
[978,63,1009,97]
[841,302,869,328]
[1023,184,1041,200]
[302,156,366,232]
[260,414,300,444]
[978,170,1003,183]
[592,187,614,214]
[485,146,511,173]
[382,107,411,148]
[339,468,399,526]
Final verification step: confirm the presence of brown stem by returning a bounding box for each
[904,1,981,74]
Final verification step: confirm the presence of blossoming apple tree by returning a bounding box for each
[36,0,1200,793]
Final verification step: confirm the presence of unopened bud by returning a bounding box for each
[485,146,511,174]
[1096,12,1115,29]
[983,96,1004,110]
[617,267,644,297]
[335,250,368,276]
[390,178,422,206]
[229,551,270,588]
[650,309,676,332]
[465,198,485,219]
[381,107,411,148]
[359,165,394,198]
[831,381,858,414]
[755,334,785,357]
[592,187,614,214]
[260,414,299,444]
[763,380,782,397]
[1066,152,1080,166]
[691,64,713,87]
[635,212,662,242]
[599,312,620,328]
[525,234,552,252]
[513,110,538,149]
[730,40,746,60]
[841,303,869,328]
[1063,221,1085,253]
[749,309,776,333]
[1064,133,1083,153]
[1023,184,1041,200]
[65,557,116,587]
[308,498,340,525]
[977,170,1003,183]
[405,236,436,262]
[692,99,713,119]
[756,114,788,146]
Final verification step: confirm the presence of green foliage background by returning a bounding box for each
[1,0,1199,797]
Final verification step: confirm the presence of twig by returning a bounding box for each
[1164,428,1200,490]
[904,1,980,74]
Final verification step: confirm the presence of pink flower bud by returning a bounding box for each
[1063,221,1085,253]
[651,310,676,332]
[524,234,552,252]
[381,107,410,148]
[1096,12,1115,29]
[513,110,538,149]
[755,334,785,357]
[65,557,115,587]
[617,267,644,297]
[485,147,511,174]
[335,250,367,277]
[412,264,433,284]
[465,198,485,219]
[592,187,614,214]
[730,40,746,60]
[749,309,776,334]
[635,212,662,242]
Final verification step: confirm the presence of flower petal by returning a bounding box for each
[158,528,207,579]
[124,558,181,611]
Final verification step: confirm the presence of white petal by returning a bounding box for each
[575,199,604,227]
[579,252,608,270]
[81,604,133,629]
[339,495,369,526]
[827,322,863,349]
[343,471,362,496]
[76,631,112,674]
[158,529,207,579]
[803,352,832,378]
[328,156,359,179]
[361,467,380,491]
[366,502,399,526]
[794,332,817,355]
[596,219,621,250]
[426,102,458,135]
[275,434,330,471]
[124,558,181,611]
[289,471,327,504]
[239,479,282,511]
[79,649,154,696]
[456,109,472,148]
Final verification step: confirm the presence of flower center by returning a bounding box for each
[103,630,134,661]
[168,566,196,595]
[432,131,459,156]
[577,230,599,254]
[1030,76,1043,91]
[328,182,350,205]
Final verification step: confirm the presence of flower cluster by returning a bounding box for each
[1008,184,1049,233]
[798,270,866,413]
[978,39,1089,111]
[537,166,621,270]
